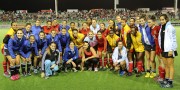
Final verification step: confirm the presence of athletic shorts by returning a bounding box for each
[4,48,19,56]
[144,44,155,52]
[97,47,104,52]
[161,51,178,58]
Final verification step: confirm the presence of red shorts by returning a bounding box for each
[98,47,104,52]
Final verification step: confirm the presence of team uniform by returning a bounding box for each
[130,31,144,74]
[63,46,81,70]
[115,22,121,37]
[6,35,26,77]
[151,25,165,80]
[1,28,16,76]
[151,26,161,55]
[46,34,62,52]
[36,36,48,56]
[139,24,155,52]
[52,24,60,33]
[19,40,39,75]
[82,47,99,70]
[106,34,120,67]
[43,26,53,35]
[99,28,109,37]
[121,24,133,52]
[96,35,107,67]
[58,32,70,52]
[106,34,120,51]
[59,25,70,32]
[69,33,84,48]
[22,28,33,39]
[31,25,42,36]
[79,27,90,36]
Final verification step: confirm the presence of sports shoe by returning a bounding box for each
[126,72,132,76]
[45,76,49,79]
[94,68,98,72]
[110,67,114,71]
[145,72,150,78]
[22,72,27,77]
[65,67,68,73]
[3,72,10,78]
[150,72,156,78]
[119,71,125,76]
[27,72,31,76]
[34,69,38,74]
[136,73,141,77]
[15,74,20,79]
[53,72,57,76]
[72,68,78,72]
[10,75,17,81]
[161,82,173,88]
[133,68,138,74]
[88,67,92,71]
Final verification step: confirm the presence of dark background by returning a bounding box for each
[0,0,179,12]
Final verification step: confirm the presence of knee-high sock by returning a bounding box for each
[27,63,31,73]
[128,61,133,73]
[137,61,143,73]
[10,66,15,76]
[21,63,26,73]
[159,66,165,79]
[15,65,20,74]
[3,61,7,73]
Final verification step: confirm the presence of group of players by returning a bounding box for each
[1,14,178,88]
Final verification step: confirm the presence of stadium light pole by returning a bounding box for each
[114,0,117,11]
[174,0,178,19]
[55,0,58,17]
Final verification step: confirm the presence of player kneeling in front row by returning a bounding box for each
[112,40,128,76]
[6,29,26,80]
[63,41,80,72]
[80,41,99,71]
[41,42,60,79]
[20,35,39,76]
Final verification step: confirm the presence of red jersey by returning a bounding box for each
[99,29,109,37]
[96,35,107,52]
[51,24,60,33]
[84,49,93,57]
[151,25,161,55]
[79,28,90,36]
[43,26,53,35]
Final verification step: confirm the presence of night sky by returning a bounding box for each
[0,0,179,12]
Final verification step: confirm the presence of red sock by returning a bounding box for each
[158,66,161,76]
[160,66,165,79]
[3,61,7,73]
[137,61,142,73]
[128,62,133,73]
[7,61,10,70]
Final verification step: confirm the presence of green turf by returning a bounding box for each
[0,27,180,90]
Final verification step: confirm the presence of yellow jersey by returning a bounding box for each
[106,34,120,49]
[131,31,144,52]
